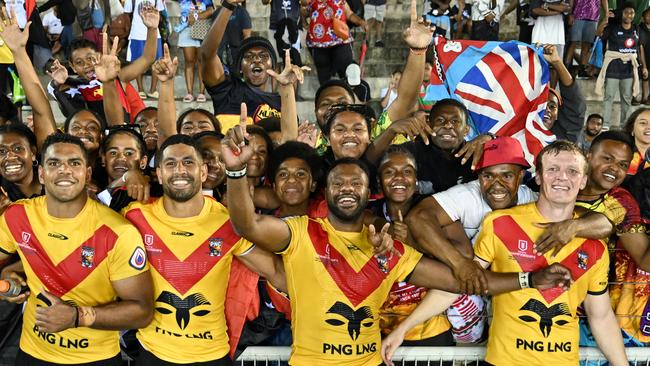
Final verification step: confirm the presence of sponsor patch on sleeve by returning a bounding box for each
[129,247,147,270]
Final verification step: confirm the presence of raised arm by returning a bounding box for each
[152,43,179,147]
[118,6,160,82]
[0,9,56,149]
[221,104,292,252]
[543,44,572,87]
[385,0,433,123]
[266,49,311,143]
[201,0,244,87]
[96,34,126,126]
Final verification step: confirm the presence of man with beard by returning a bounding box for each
[222,120,574,366]
[384,140,628,366]
[576,114,604,151]
[123,134,286,365]
[0,134,154,365]
[201,0,281,132]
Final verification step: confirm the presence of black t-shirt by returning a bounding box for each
[352,81,372,103]
[206,76,281,133]
[38,0,77,25]
[0,167,44,201]
[552,81,585,142]
[402,141,477,194]
[603,24,640,79]
[269,0,301,30]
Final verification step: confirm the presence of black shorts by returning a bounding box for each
[15,349,122,366]
[135,344,232,366]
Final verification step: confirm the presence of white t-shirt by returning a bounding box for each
[433,180,538,240]
[5,0,27,28]
[380,87,398,110]
[42,11,63,35]
[124,0,164,40]
[531,14,565,45]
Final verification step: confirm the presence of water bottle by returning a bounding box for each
[0,278,28,297]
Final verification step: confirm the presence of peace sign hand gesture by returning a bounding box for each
[94,32,121,83]
[266,49,311,87]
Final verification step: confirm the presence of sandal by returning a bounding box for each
[138,91,147,99]
[147,91,159,99]
[196,93,207,103]
[183,94,194,103]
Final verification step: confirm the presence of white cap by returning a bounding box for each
[346,63,361,86]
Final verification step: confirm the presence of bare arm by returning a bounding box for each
[236,246,287,293]
[118,8,160,82]
[618,232,650,272]
[96,34,126,126]
[385,0,432,123]
[584,292,628,366]
[543,44,573,87]
[534,211,613,255]
[201,1,243,87]
[502,0,518,17]
[0,14,56,149]
[152,44,178,147]
[34,271,154,332]
[222,105,292,252]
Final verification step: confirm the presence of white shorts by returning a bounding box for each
[364,4,386,22]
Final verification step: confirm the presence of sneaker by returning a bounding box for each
[375,40,385,48]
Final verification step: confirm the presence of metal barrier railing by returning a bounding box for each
[235,346,650,365]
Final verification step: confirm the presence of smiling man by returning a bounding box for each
[222,121,575,366]
[201,4,281,132]
[0,133,154,365]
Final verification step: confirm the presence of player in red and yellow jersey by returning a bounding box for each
[221,118,574,366]
[0,134,153,365]
[474,141,627,366]
[124,134,284,365]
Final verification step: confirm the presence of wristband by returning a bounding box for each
[221,0,236,11]
[225,166,247,179]
[518,272,530,289]
[78,306,96,327]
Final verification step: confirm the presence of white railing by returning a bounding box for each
[235,346,650,365]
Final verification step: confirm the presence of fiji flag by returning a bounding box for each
[425,36,555,165]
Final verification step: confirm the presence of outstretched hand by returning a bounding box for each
[266,49,311,86]
[94,32,121,82]
[47,59,69,85]
[140,4,161,29]
[221,103,253,170]
[297,121,318,147]
[0,6,30,52]
[152,43,178,82]
[402,0,435,50]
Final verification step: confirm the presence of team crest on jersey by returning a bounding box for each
[81,246,95,268]
[577,251,588,270]
[144,234,154,246]
[129,247,147,270]
[376,255,389,274]
[208,238,223,257]
[518,239,528,252]
[21,232,31,243]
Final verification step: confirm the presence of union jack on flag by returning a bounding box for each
[425,36,555,165]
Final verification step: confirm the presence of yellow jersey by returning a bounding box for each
[280,216,422,366]
[474,203,609,366]
[0,197,148,364]
[123,198,253,363]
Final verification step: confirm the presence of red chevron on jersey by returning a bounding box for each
[126,209,241,295]
[307,219,404,307]
[493,215,605,303]
[4,205,117,297]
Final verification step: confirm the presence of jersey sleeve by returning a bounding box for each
[108,224,149,282]
[392,243,424,283]
[607,188,644,235]
[434,182,479,222]
[587,242,610,295]
[0,212,16,255]
[277,216,307,257]
[473,213,498,264]
[233,238,255,256]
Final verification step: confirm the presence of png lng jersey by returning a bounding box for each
[279,216,422,366]
[0,197,148,364]
[474,203,609,366]
[123,198,254,363]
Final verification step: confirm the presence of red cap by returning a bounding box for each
[475,136,531,170]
